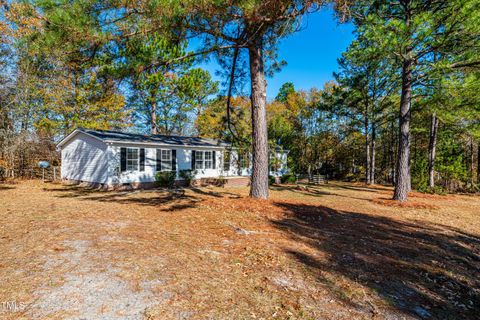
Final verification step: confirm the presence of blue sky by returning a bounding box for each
[198,8,355,100]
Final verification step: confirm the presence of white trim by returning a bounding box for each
[57,129,105,149]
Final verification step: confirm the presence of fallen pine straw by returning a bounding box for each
[378,189,455,201]
[371,197,440,209]
[0,180,479,320]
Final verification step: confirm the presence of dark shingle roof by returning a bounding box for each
[78,128,230,147]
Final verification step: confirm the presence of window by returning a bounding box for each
[126,148,139,171]
[195,151,204,169]
[156,149,174,171]
[204,151,213,169]
[195,151,214,170]
[161,149,172,171]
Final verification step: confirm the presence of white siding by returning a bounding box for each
[109,145,157,184]
[109,144,226,184]
[224,150,250,177]
[60,133,289,186]
[225,150,289,177]
[61,133,109,184]
[187,149,225,179]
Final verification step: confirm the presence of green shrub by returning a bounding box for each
[179,170,196,186]
[281,173,296,184]
[155,171,176,188]
[411,156,428,192]
[416,185,446,195]
[268,175,276,185]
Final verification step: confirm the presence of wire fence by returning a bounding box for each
[2,166,60,182]
[296,174,328,184]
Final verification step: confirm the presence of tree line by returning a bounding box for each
[0,0,479,200]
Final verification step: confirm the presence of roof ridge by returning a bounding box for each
[82,128,211,140]
[69,128,230,148]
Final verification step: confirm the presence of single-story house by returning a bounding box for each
[57,128,288,189]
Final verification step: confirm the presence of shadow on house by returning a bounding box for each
[272,202,480,319]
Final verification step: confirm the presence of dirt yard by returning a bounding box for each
[0,181,479,319]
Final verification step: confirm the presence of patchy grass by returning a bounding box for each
[0,181,479,319]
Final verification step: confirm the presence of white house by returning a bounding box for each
[57,128,288,189]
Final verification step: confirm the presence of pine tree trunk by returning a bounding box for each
[413,133,418,165]
[428,113,439,188]
[365,117,371,184]
[390,121,396,185]
[477,141,480,184]
[470,136,475,185]
[393,56,413,201]
[150,90,158,134]
[370,124,376,184]
[382,128,388,182]
[248,39,269,199]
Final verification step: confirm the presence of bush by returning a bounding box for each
[268,175,276,185]
[0,166,5,181]
[155,171,176,188]
[179,169,196,186]
[281,173,296,184]
[416,185,446,195]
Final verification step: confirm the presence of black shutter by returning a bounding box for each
[120,147,127,172]
[139,148,145,171]
[172,150,177,171]
[212,151,216,169]
[191,150,196,170]
[156,149,161,171]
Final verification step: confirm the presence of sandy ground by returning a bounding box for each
[0,181,479,319]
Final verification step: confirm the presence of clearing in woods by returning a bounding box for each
[0,181,479,319]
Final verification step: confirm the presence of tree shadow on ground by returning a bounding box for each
[44,185,108,196]
[269,184,334,198]
[320,183,393,193]
[44,185,242,210]
[189,187,242,199]
[271,184,379,203]
[272,202,480,319]
[0,184,15,191]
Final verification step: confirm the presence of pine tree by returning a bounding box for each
[348,0,480,201]
[118,34,218,135]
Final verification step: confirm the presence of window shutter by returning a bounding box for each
[212,151,216,169]
[156,149,161,171]
[120,147,127,172]
[172,150,177,171]
[139,148,145,171]
[191,150,196,170]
